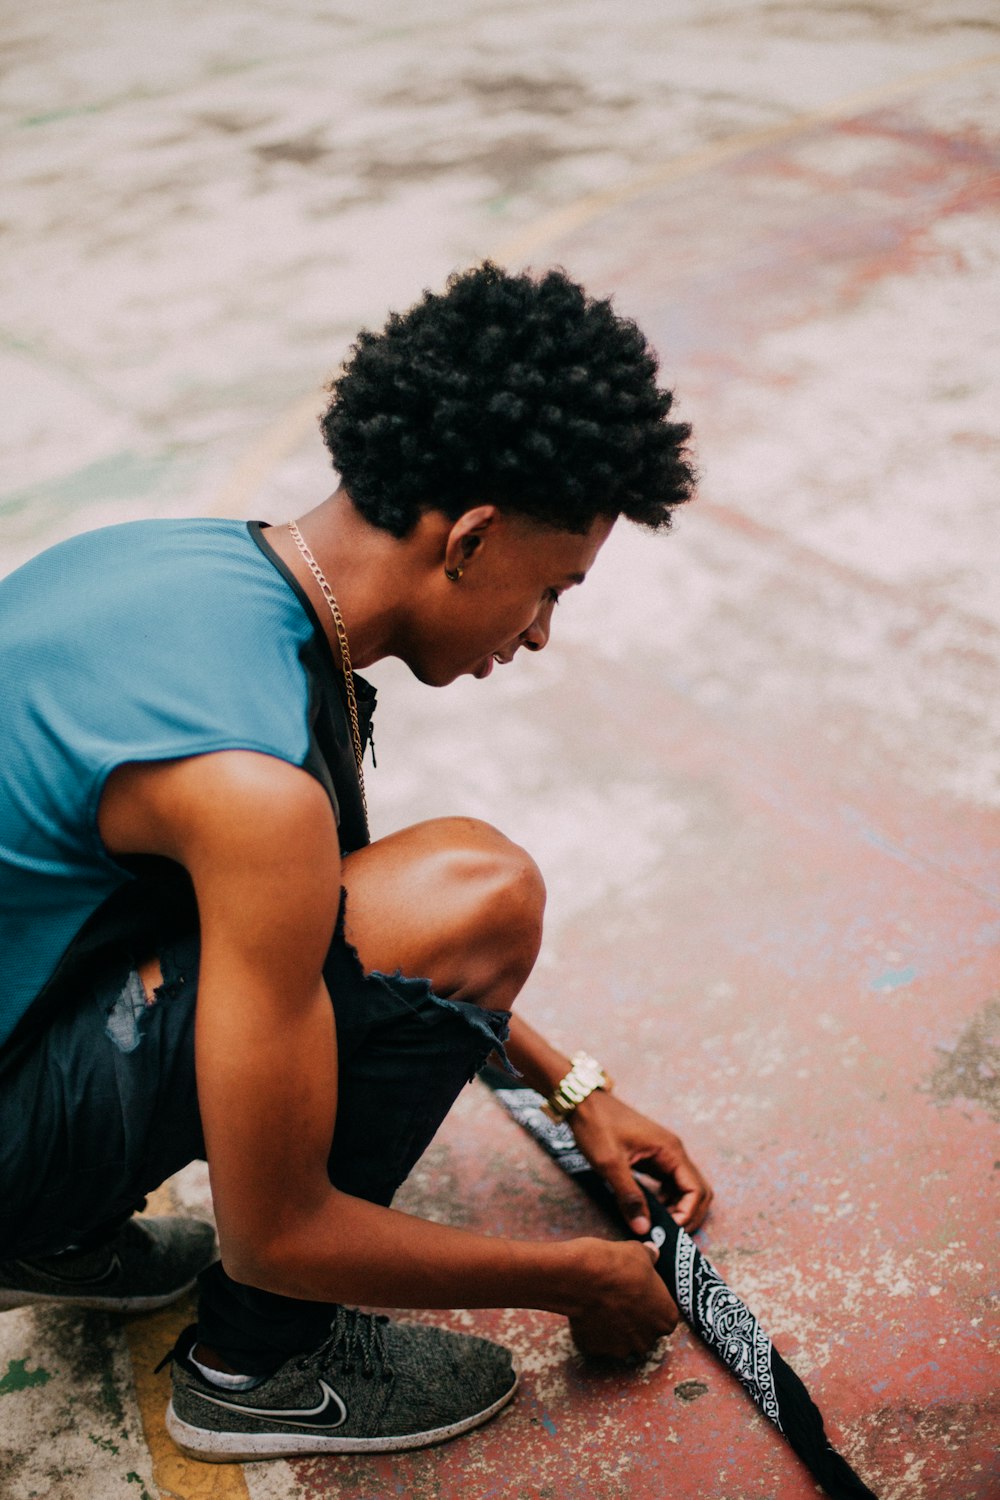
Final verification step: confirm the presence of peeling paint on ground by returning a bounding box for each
[0,1358,53,1394]
[924,995,1000,1120]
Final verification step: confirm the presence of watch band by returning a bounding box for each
[542,1052,613,1122]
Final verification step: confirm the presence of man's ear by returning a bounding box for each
[444,505,498,575]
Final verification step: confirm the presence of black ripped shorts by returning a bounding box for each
[0,892,513,1260]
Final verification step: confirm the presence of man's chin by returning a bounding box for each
[405,659,469,688]
[404,652,496,687]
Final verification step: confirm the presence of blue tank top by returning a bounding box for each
[0,518,373,1050]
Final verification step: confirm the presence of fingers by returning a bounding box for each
[569,1274,678,1360]
[608,1149,713,1235]
[570,1318,667,1362]
[568,1091,714,1234]
[664,1155,714,1231]
[634,1139,713,1232]
[603,1158,653,1237]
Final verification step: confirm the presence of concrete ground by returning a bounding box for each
[1,3,998,1497]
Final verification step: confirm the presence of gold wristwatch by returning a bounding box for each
[542,1052,614,1121]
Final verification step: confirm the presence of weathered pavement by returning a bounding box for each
[1,4,997,1497]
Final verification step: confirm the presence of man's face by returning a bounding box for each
[409,510,615,687]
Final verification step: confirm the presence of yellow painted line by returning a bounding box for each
[208,51,1000,524]
[492,50,1000,262]
[210,389,326,519]
[125,1186,252,1500]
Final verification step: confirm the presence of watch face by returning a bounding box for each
[572,1055,603,1087]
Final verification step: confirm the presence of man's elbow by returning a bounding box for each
[216,1202,343,1302]
[217,1239,282,1294]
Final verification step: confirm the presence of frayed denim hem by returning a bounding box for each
[368,968,520,1078]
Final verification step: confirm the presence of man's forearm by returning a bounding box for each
[503,1012,574,1095]
[229,1186,600,1318]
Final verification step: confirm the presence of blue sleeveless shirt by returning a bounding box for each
[0,518,373,1051]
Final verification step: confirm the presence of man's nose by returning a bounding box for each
[520,610,550,652]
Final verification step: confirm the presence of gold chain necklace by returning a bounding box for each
[286,520,368,825]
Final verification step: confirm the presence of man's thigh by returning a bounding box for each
[0,935,202,1258]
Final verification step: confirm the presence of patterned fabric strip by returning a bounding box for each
[676,1230,782,1431]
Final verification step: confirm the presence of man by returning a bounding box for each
[0,262,711,1461]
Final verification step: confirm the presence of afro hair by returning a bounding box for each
[321,262,696,537]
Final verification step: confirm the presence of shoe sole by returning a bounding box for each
[0,1278,198,1313]
[164,1372,519,1461]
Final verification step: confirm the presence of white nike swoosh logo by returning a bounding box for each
[193,1377,348,1429]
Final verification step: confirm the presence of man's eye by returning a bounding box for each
[546,589,561,606]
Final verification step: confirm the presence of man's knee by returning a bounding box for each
[434,818,546,1005]
[341,816,545,1008]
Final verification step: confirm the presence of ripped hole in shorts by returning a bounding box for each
[103,969,151,1054]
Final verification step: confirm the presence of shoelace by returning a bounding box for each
[153,1306,398,1381]
[321,1308,394,1382]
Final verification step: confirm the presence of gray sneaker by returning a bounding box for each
[0,1216,217,1313]
[165,1306,518,1461]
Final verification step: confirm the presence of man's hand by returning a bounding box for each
[565,1238,678,1360]
[503,1015,714,1239]
[567,1088,713,1237]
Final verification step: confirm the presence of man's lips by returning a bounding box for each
[474,651,514,679]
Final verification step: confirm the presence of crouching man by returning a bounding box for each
[0,263,711,1461]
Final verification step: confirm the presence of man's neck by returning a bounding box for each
[265,491,406,670]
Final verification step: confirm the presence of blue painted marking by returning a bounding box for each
[871,966,917,991]
[540,1411,557,1437]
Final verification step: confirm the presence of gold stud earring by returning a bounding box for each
[444,565,463,582]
